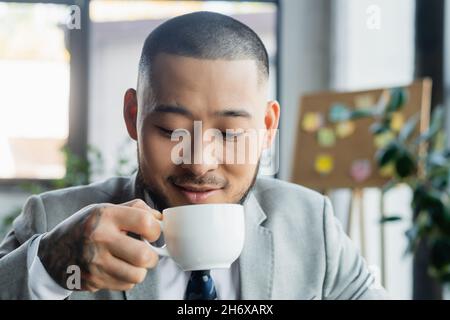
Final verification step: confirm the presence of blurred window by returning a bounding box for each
[0,2,71,179]
[0,1,278,180]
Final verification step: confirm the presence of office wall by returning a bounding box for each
[277,0,332,180]
[329,0,415,299]
[277,0,415,299]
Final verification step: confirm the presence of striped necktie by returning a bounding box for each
[184,270,217,300]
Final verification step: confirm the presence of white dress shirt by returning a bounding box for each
[27,234,240,300]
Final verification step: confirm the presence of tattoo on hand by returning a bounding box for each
[38,205,105,290]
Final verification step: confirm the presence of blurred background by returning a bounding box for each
[0,0,449,299]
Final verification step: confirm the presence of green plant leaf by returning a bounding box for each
[427,152,448,167]
[387,87,408,112]
[412,185,427,213]
[415,188,449,228]
[349,108,376,120]
[376,141,401,167]
[395,149,417,178]
[380,215,403,223]
[398,114,419,142]
[416,211,433,234]
[429,264,450,283]
[370,122,390,135]
[432,131,446,152]
[430,237,450,270]
[415,107,445,144]
[405,225,419,253]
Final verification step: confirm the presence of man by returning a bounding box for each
[0,11,388,300]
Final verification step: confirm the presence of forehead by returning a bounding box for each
[149,53,264,114]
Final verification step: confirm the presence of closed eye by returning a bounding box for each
[155,126,174,137]
[222,130,245,141]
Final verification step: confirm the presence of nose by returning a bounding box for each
[180,133,220,176]
[181,161,217,176]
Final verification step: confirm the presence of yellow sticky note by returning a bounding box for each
[374,131,395,149]
[315,154,334,175]
[317,128,336,147]
[354,94,375,109]
[302,112,323,133]
[335,121,355,138]
[391,112,404,132]
[379,163,395,178]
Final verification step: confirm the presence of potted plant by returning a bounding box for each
[332,87,450,297]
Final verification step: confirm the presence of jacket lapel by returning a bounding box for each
[239,193,274,299]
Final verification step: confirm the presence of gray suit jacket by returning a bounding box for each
[0,174,388,300]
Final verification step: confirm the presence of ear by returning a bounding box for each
[263,100,280,149]
[123,88,138,141]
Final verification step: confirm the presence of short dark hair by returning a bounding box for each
[137,11,269,94]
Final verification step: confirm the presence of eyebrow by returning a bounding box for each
[213,109,252,118]
[152,104,252,119]
[152,104,193,117]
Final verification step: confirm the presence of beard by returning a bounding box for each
[136,156,260,211]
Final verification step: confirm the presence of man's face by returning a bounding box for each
[124,53,279,209]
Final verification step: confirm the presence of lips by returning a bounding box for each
[172,183,222,203]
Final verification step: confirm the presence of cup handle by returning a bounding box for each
[143,220,169,257]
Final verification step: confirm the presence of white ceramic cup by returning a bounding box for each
[143,203,245,271]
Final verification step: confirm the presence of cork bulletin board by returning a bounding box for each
[291,79,432,190]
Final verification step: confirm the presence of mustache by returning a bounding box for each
[168,173,228,188]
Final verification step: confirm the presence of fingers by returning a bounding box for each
[122,199,162,220]
[84,255,148,292]
[108,233,158,269]
[122,198,151,210]
[111,206,161,242]
[99,253,149,285]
